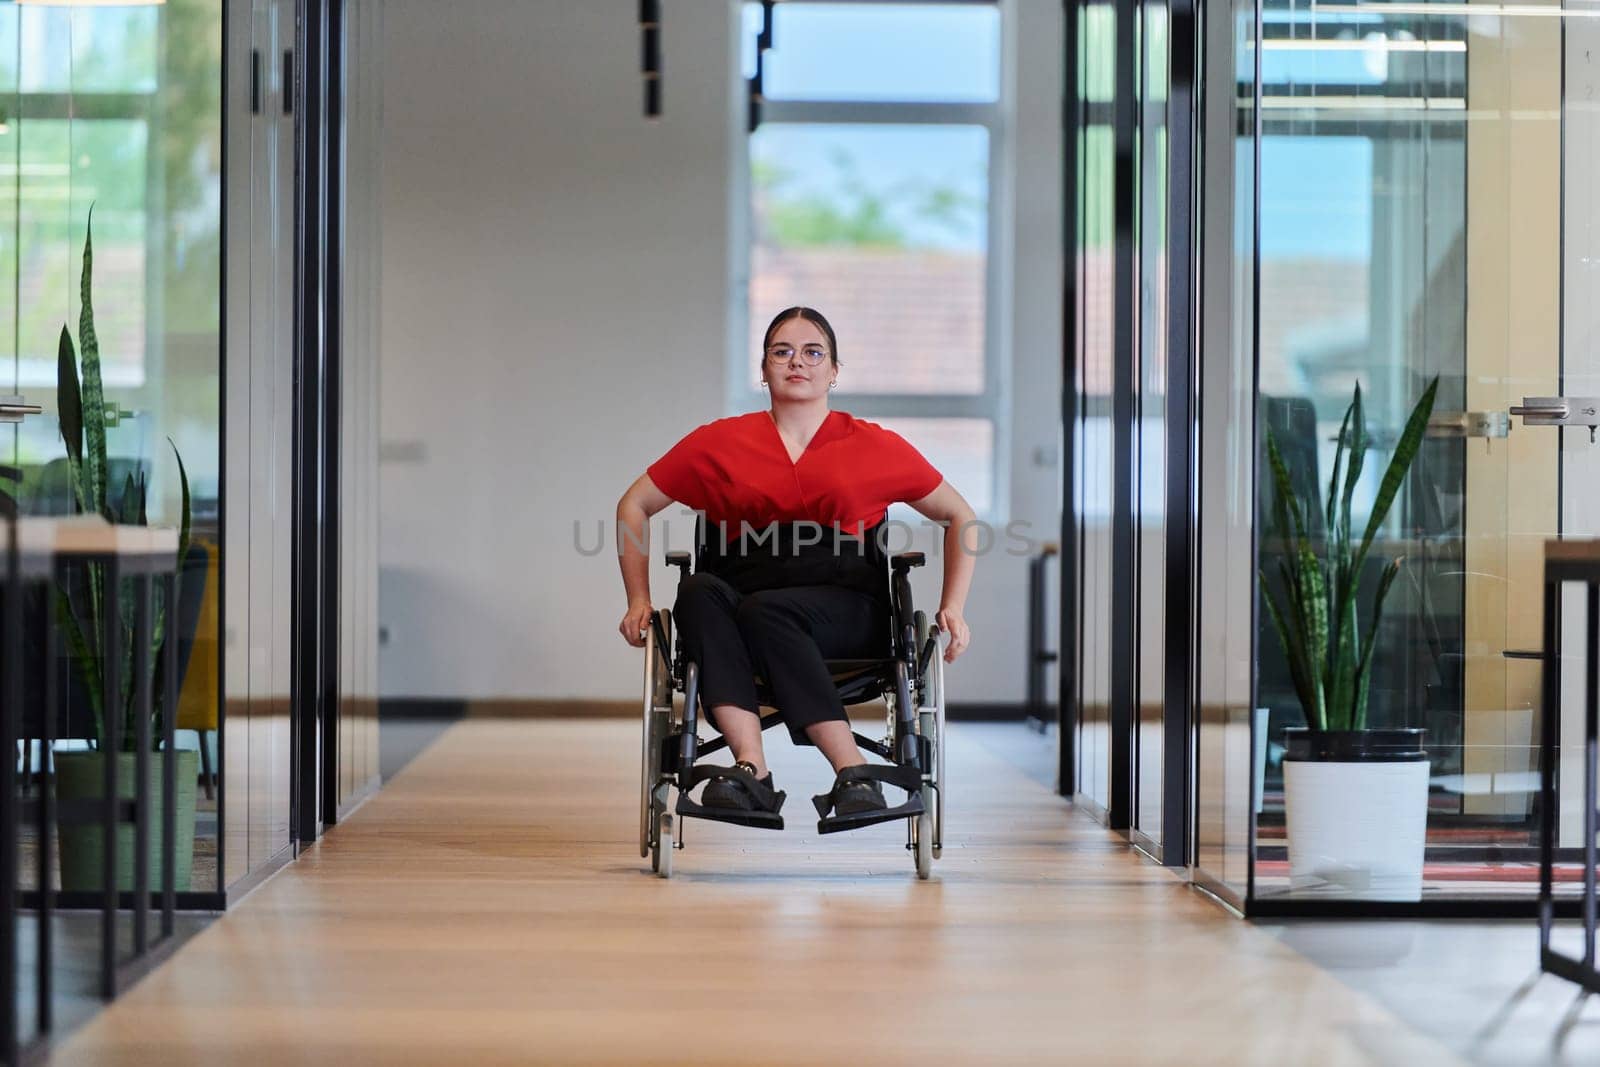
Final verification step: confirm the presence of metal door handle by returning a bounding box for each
[1428,411,1510,439]
[1511,397,1600,427]
[0,396,41,424]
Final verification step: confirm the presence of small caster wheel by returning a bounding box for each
[654,812,674,879]
[914,810,933,880]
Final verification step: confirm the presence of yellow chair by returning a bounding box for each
[175,535,219,797]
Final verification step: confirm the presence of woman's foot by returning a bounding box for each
[702,760,777,811]
[831,765,887,816]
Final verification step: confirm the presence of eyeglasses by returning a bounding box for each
[765,345,829,367]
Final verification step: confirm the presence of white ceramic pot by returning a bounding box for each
[1283,729,1429,902]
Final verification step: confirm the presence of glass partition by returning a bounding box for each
[1192,0,1257,905]
[1133,0,1171,854]
[2,0,225,1039]
[336,0,383,813]
[1074,0,1117,818]
[1210,0,1600,906]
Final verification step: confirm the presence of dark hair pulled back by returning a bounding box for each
[761,306,841,368]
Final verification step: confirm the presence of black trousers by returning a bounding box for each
[673,571,890,747]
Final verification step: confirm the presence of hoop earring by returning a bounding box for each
[760,380,768,390]
[829,381,836,390]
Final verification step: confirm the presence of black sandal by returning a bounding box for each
[830,765,887,816]
[701,760,784,813]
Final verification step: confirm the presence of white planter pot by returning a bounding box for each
[1283,731,1429,902]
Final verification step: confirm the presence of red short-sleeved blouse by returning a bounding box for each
[646,409,944,531]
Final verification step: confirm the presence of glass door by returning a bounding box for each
[1243,0,1600,902]
[1074,0,1119,821]
[1133,0,1171,856]
[2,5,227,1049]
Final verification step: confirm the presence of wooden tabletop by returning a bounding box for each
[10,515,179,578]
[1546,538,1600,565]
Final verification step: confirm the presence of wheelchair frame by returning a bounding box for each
[638,539,946,879]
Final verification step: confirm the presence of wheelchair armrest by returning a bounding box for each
[891,551,926,571]
[665,550,692,581]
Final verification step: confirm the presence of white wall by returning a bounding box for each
[378,0,1062,704]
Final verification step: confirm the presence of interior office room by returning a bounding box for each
[6,0,1600,1062]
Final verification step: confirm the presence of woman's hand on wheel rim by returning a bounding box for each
[935,607,969,663]
[619,600,653,648]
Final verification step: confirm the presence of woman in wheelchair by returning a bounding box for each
[616,306,976,824]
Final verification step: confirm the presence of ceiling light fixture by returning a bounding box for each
[1256,37,1467,51]
[640,0,661,119]
[1313,1,1600,18]
[749,0,774,133]
[15,1,166,7]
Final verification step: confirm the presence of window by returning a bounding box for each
[735,1,1005,518]
[2,5,165,390]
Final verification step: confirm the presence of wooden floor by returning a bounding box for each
[54,720,1459,1065]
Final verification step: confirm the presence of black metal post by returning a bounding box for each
[132,575,152,956]
[162,572,177,936]
[1108,0,1138,831]
[1160,0,1198,869]
[100,557,121,999]
[1540,575,1560,954]
[3,523,18,1066]
[39,560,57,1034]
[1027,548,1060,735]
[1058,0,1080,800]
[1586,584,1598,967]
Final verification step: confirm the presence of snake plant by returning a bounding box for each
[55,208,192,751]
[1261,376,1439,733]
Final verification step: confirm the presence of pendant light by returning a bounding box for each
[748,0,774,133]
[640,0,661,119]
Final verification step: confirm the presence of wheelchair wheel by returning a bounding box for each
[913,610,945,862]
[640,610,673,859]
[654,812,674,878]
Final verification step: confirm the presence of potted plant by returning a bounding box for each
[51,212,198,893]
[1261,376,1439,901]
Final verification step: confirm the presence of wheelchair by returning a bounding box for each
[638,525,947,880]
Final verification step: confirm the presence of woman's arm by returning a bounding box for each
[906,481,977,663]
[617,474,675,647]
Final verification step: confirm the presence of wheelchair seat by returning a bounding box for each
[751,658,888,709]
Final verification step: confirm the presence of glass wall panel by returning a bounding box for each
[223,0,295,889]
[337,0,383,812]
[4,0,223,853]
[1192,0,1256,902]
[1133,0,1170,849]
[1228,0,1600,903]
[1075,0,1117,816]
[3,0,225,1032]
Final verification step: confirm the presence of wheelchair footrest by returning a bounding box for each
[811,763,926,835]
[816,794,924,835]
[674,762,787,830]
[675,795,786,830]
